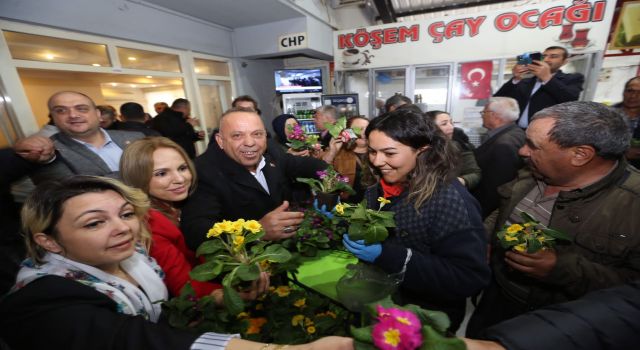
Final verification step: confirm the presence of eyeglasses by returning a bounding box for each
[624,89,640,95]
[50,104,93,116]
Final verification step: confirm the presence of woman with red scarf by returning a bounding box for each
[343,109,491,332]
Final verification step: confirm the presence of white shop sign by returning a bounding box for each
[279,32,308,51]
[333,0,616,70]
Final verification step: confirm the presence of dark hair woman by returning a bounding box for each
[425,110,481,189]
[342,108,490,332]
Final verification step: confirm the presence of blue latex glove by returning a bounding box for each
[313,198,334,219]
[343,234,382,263]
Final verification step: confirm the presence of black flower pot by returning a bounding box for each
[315,192,339,210]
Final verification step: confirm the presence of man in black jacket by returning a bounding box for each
[472,97,525,218]
[1,137,55,294]
[463,280,640,350]
[117,102,160,137]
[180,108,327,250]
[494,46,584,129]
[151,98,203,158]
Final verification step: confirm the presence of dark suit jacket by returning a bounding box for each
[30,129,143,185]
[472,124,525,218]
[180,139,327,250]
[494,70,584,126]
[151,109,199,159]
[115,121,161,137]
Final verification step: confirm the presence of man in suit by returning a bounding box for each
[28,91,143,184]
[151,98,204,159]
[472,97,525,218]
[494,46,584,129]
[180,108,327,250]
[117,102,161,137]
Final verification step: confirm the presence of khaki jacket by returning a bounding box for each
[488,160,640,307]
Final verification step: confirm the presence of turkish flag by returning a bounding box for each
[460,61,493,100]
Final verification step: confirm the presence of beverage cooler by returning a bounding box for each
[282,92,322,134]
[321,93,359,119]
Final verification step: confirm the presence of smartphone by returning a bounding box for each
[516,51,542,65]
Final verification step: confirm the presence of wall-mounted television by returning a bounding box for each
[274,68,322,94]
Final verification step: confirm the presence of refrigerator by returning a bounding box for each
[321,93,360,119]
[282,92,322,134]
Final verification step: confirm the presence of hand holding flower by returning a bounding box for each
[343,234,382,263]
[505,248,557,279]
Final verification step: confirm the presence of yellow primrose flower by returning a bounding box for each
[307,326,316,334]
[243,220,262,234]
[232,235,245,248]
[378,197,391,208]
[504,235,518,242]
[217,220,234,234]
[207,225,223,238]
[335,203,345,215]
[325,311,336,319]
[293,298,306,308]
[236,312,250,319]
[231,219,245,235]
[523,222,534,227]
[291,314,305,326]
[506,224,524,235]
[513,243,527,252]
[274,286,290,297]
[304,317,314,326]
[537,235,546,243]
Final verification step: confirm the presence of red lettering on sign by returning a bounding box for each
[539,6,564,29]
[520,10,539,28]
[494,13,518,32]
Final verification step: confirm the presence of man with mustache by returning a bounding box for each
[180,107,326,250]
[467,101,640,336]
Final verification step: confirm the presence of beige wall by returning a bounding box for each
[19,75,106,128]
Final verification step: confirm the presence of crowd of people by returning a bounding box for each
[1,44,639,350]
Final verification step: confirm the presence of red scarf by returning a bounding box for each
[380,179,405,198]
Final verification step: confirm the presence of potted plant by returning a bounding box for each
[189,218,292,315]
[496,212,571,253]
[296,165,355,209]
[287,123,321,152]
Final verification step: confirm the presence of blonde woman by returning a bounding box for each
[0,176,352,350]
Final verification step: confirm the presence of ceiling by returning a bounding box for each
[141,0,305,29]
[375,0,533,23]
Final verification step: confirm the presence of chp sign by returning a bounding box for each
[279,32,308,52]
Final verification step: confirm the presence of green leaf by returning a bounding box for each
[326,117,348,138]
[528,237,543,253]
[519,211,538,223]
[258,244,292,263]
[364,224,388,244]
[350,325,374,343]
[348,222,366,241]
[296,177,323,192]
[542,228,571,241]
[418,308,451,334]
[189,260,223,281]
[196,239,225,256]
[419,326,466,350]
[351,204,368,220]
[236,263,260,281]
[244,231,265,244]
[222,284,245,316]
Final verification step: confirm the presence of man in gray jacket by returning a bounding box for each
[26,91,143,184]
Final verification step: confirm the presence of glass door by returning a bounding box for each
[374,68,407,116]
[343,70,370,118]
[413,65,452,112]
[197,79,232,135]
